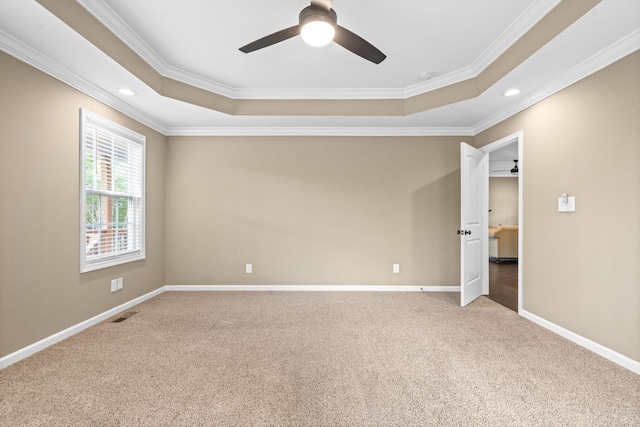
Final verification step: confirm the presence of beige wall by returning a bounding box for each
[165,136,462,286]
[475,52,640,361]
[489,177,519,226]
[2,45,638,367]
[0,52,166,358]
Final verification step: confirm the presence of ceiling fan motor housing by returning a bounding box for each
[299,6,337,28]
[239,2,384,64]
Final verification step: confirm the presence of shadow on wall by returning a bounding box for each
[411,170,461,286]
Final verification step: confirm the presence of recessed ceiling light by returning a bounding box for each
[118,88,136,96]
[504,88,521,97]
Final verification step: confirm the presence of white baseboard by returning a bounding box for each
[520,309,640,375]
[165,285,461,292]
[0,287,164,370]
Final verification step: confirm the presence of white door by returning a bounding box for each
[460,143,487,306]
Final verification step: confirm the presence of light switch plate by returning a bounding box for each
[558,196,576,212]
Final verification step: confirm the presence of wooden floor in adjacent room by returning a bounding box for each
[488,260,518,312]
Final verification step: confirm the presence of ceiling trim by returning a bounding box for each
[35,0,602,117]
[404,0,604,115]
[464,0,561,80]
[403,0,561,99]
[164,127,476,137]
[2,23,636,138]
[76,0,562,99]
[472,28,640,134]
[0,29,461,136]
[0,28,169,135]
[76,0,561,100]
[3,25,636,137]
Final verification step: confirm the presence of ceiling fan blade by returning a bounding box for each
[334,25,386,64]
[239,25,301,53]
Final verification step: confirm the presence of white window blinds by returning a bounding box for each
[80,109,145,272]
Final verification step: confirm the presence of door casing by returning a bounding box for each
[478,131,523,313]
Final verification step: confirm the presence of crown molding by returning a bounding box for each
[75,0,239,98]
[401,67,477,99]
[404,0,561,99]
[0,29,169,134]
[77,0,561,101]
[175,30,640,137]
[0,29,470,137]
[2,19,636,138]
[469,0,562,75]
[471,28,640,135]
[164,126,475,137]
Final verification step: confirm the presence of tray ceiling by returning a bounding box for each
[0,0,638,134]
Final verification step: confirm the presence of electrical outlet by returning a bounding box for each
[110,279,118,293]
[393,264,400,274]
[117,277,123,290]
[245,264,253,274]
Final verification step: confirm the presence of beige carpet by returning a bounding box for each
[1,291,638,426]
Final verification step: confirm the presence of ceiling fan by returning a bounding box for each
[239,0,386,64]
[492,160,519,175]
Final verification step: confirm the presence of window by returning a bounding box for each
[80,109,145,272]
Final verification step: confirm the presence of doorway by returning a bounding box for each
[480,132,523,313]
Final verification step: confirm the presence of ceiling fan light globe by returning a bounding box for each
[301,20,335,46]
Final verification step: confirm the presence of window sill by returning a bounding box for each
[81,252,145,273]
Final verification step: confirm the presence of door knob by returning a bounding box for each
[464,230,472,235]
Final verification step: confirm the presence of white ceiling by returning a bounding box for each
[0,0,638,135]
[91,0,536,91]
[489,142,519,177]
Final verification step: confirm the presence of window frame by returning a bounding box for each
[79,109,146,273]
